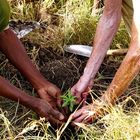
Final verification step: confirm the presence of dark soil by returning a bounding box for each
[0,34,129,101]
[0,18,138,140]
[8,20,121,94]
[38,47,122,93]
[38,47,123,97]
[1,39,139,118]
[39,48,87,91]
[37,46,140,106]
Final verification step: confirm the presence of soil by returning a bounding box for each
[0,26,139,139]
[39,48,87,91]
[8,20,121,94]
[37,47,140,114]
[37,45,123,93]
[0,21,122,118]
[35,45,121,94]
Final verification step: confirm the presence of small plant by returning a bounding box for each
[61,89,76,112]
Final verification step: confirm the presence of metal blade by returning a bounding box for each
[65,45,128,57]
[65,45,92,57]
[10,21,40,39]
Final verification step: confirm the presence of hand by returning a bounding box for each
[71,75,93,104]
[71,100,106,124]
[35,98,65,125]
[37,82,62,109]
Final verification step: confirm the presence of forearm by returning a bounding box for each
[101,21,140,104]
[0,29,47,90]
[0,76,38,110]
[83,7,121,80]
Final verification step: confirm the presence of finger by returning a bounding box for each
[47,85,61,98]
[83,110,98,124]
[82,92,88,100]
[81,92,88,106]
[71,109,83,120]
[62,106,69,116]
[71,86,76,96]
[82,101,87,107]
[73,91,82,104]
[38,89,49,100]
[48,116,64,126]
[73,114,88,123]
[50,109,65,121]
[71,87,81,104]
[57,104,69,119]
[76,95,82,104]
[57,96,62,107]
[83,116,93,124]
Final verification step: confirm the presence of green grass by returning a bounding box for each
[0,0,138,140]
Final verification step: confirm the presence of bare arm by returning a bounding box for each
[102,0,140,104]
[0,76,38,110]
[71,0,122,102]
[0,76,64,123]
[71,0,140,124]
[0,29,46,90]
[0,28,63,107]
[84,0,122,82]
[0,29,65,123]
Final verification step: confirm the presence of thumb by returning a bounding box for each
[51,109,65,121]
[82,92,88,106]
[57,97,63,108]
[82,92,88,100]
[71,87,82,104]
[76,93,82,104]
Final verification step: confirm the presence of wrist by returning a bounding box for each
[100,91,115,106]
[27,97,41,112]
[29,75,50,91]
[19,93,40,111]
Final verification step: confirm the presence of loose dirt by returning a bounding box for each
[39,48,87,91]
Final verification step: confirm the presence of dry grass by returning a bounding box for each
[0,0,139,139]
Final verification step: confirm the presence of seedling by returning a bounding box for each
[61,89,76,112]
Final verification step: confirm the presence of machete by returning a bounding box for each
[65,45,128,57]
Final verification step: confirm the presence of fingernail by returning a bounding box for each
[59,114,64,120]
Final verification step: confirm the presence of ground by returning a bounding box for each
[0,35,140,139]
[1,0,140,139]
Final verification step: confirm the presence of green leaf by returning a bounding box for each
[61,89,76,112]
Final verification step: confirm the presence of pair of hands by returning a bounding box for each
[36,76,102,125]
